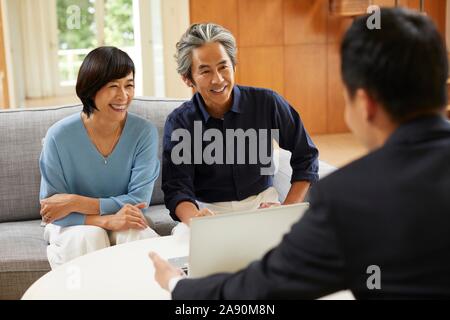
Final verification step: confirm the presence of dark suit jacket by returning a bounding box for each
[173,115,450,299]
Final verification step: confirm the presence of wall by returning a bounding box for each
[161,0,192,99]
[190,0,447,134]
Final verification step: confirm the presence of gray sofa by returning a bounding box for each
[0,97,335,299]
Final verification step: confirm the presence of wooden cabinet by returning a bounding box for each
[329,0,426,16]
[329,0,370,16]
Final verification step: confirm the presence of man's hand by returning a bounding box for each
[40,194,76,223]
[149,252,185,291]
[258,202,281,209]
[176,201,216,225]
[104,203,149,231]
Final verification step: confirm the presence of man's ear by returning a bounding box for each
[181,76,194,88]
[356,89,377,122]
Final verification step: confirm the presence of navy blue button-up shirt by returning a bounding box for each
[162,85,319,220]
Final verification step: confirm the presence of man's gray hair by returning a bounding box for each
[175,23,237,80]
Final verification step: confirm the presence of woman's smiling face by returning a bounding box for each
[93,72,135,121]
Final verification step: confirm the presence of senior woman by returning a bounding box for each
[39,46,160,269]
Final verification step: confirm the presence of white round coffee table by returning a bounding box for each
[22,235,188,300]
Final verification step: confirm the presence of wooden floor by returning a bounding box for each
[311,133,367,168]
[23,95,79,108]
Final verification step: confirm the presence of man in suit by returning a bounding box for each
[149,8,450,299]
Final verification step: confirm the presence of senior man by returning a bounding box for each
[162,23,319,225]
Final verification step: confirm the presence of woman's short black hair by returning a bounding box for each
[76,46,135,117]
[341,8,448,122]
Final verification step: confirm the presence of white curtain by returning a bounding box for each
[20,0,58,98]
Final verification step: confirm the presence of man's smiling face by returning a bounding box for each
[189,42,235,113]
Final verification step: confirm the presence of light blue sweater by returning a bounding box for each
[39,112,160,227]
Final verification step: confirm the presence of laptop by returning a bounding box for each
[169,203,309,278]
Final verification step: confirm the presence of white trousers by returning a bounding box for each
[44,224,159,269]
[172,186,280,237]
[197,186,280,214]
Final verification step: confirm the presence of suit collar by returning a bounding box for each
[385,115,450,146]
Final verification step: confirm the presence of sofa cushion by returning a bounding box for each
[0,269,48,300]
[0,98,185,223]
[142,204,178,237]
[125,98,186,207]
[0,105,81,223]
[273,149,337,202]
[0,220,50,273]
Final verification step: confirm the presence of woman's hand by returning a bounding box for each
[40,194,77,223]
[104,203,149,231]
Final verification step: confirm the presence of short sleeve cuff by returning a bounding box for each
[168,195,199,221]
[291,171,319,184]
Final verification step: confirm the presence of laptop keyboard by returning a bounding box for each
[168,256,189,275]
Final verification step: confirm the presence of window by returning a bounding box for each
[56,0,135,89]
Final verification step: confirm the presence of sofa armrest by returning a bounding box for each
[273,149,337,202]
